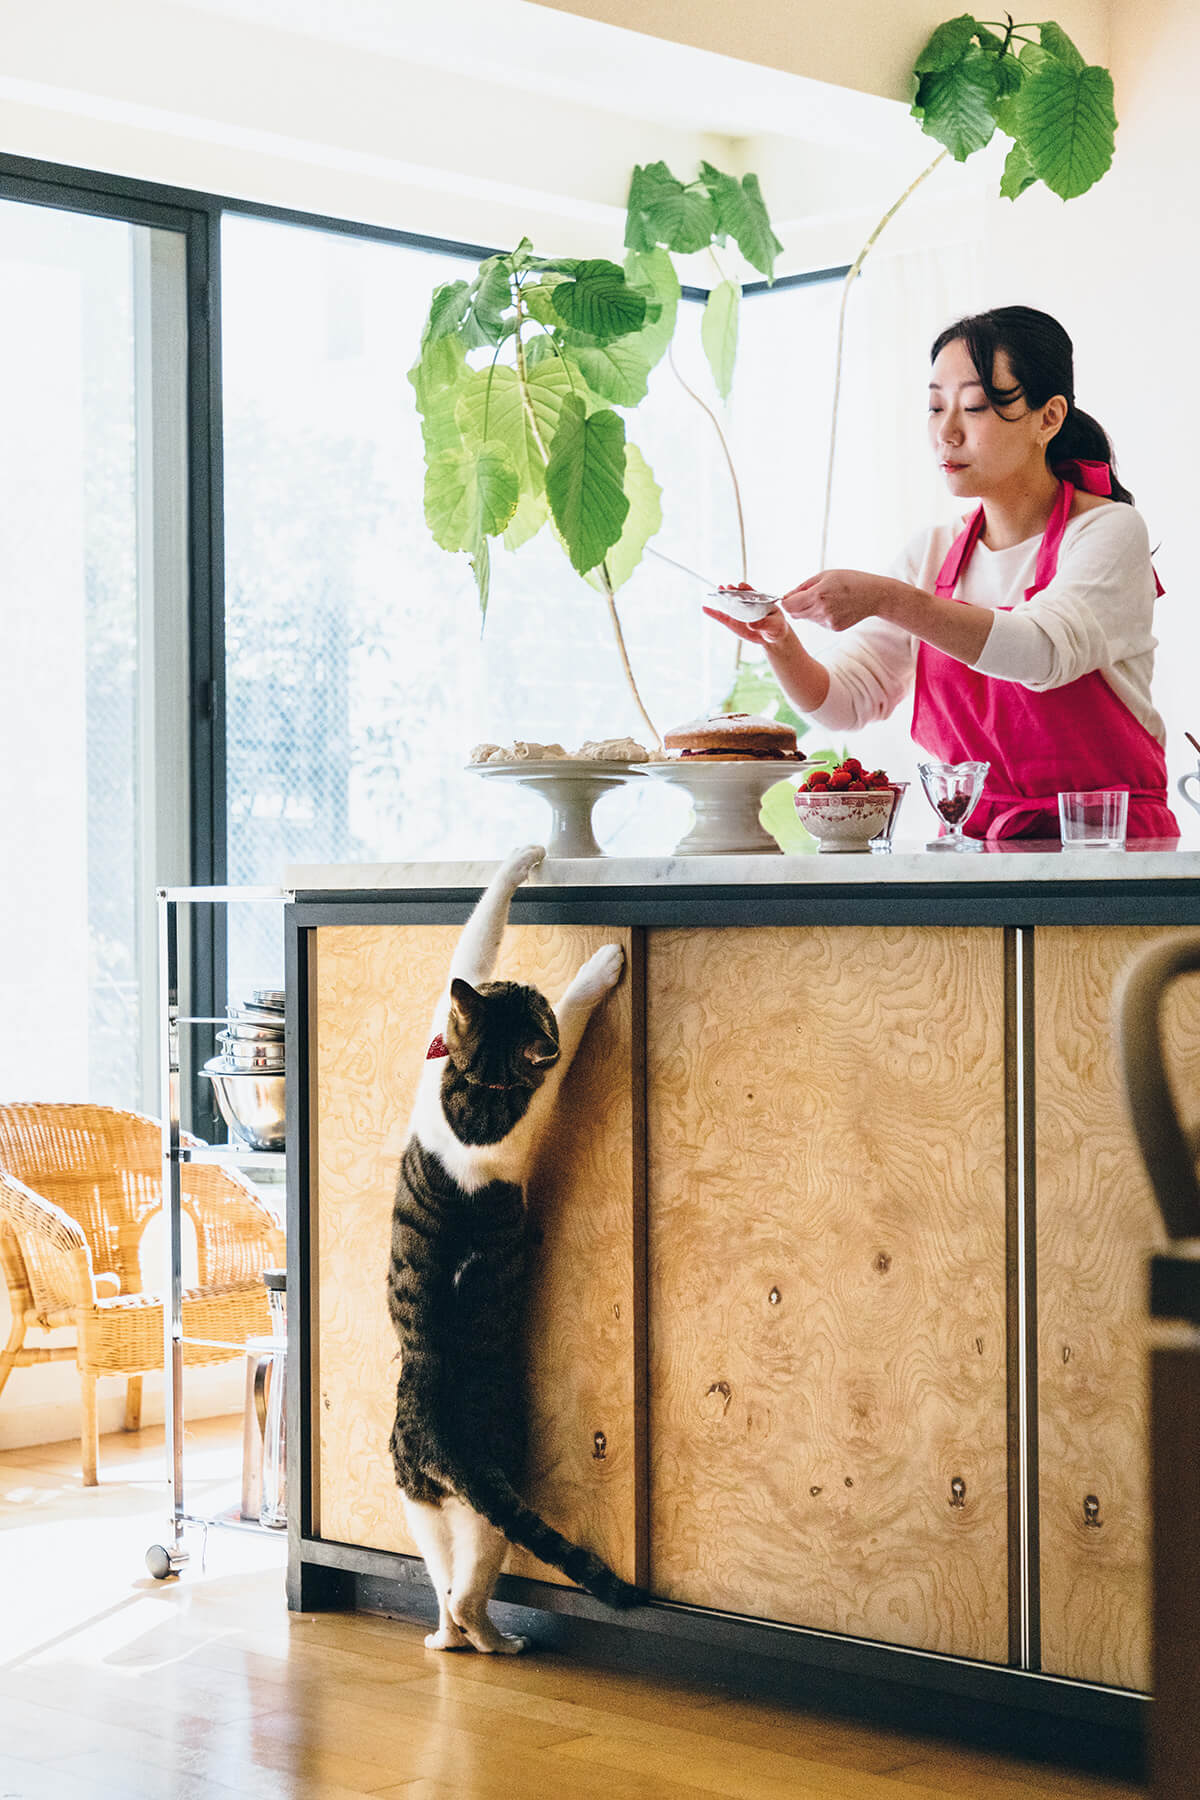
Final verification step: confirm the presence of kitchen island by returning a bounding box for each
[282,844,1200,1765]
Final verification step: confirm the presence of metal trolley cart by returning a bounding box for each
[145,884,291,1580]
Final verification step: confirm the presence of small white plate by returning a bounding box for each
[706,589,779,623]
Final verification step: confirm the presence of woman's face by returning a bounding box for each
[928,337,1061,501]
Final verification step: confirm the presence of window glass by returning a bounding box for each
[221,214,761,992]
[0,201,143,1106]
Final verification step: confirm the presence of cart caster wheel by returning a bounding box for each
[145,1543,187,1579]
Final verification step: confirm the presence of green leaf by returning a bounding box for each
[913,14,981,73]
[1014,60,1116,198]
[523,355,578,444]
[623,247,679,368]
[589,443,662,591]
[700,279,740,400]
[522,279,567,326]
[461,257,514,349]
[550,260,647,341]
[623,164,658,254]
[469,534,491,617]
[698,165,784,280]
[913,48,1000,159]
[408,335,468,459]
[760,778,815,854]
[991,52,1025,104]
[999,138,1038,200]
[424,441,520,554]
[418,382,464,460]
[564,337,654,407]
[408,332,465,413]
[625,160,717,255]
[544,395,629,576]
[502,488,549,551]
[455,365,542,491]
[1037,21,1085,72]
[422,280,470,346]
[1018,40,1051,76]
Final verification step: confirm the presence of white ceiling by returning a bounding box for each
[183,0,918,153]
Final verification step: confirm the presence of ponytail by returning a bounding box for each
[931,307,1133,505]
[1050,404,1134,505]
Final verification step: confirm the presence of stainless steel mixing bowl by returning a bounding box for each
[202,1058,286,1151]
[217,1032,285,1071]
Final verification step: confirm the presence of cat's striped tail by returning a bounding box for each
[425,1452,642,1610]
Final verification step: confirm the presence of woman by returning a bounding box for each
[706,306,1179,841]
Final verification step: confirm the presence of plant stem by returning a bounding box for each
[600,562,662,749]
[668,342,749,669]
[818,148,948,566]
[512,309,551,466]
[514,295,659,745]
[668,344,747,580]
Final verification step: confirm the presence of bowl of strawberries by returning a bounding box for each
[793,758,902,852]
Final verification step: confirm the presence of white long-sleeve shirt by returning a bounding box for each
[808,501,1167,744]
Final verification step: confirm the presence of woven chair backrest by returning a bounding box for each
[0,1102,164,1288]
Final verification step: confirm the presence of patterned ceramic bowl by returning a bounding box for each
[792,786,895,852]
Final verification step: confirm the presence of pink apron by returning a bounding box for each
[911,461,1179,841]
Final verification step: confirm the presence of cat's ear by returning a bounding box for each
[449,978,482,1031]
[524,1034,560,1068]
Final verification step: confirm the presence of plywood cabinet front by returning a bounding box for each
[646,924,1010,1661]
[312,921,642,1591]
[1035,927,1200,1691]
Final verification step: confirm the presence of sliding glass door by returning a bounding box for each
[0,197,190,1111]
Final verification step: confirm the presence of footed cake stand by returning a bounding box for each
[633,760,815,855]
[467,760,645,858]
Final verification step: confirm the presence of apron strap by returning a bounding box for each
[982,785,1164,842]
[1027,479,1076,598]
[934,507,986,597]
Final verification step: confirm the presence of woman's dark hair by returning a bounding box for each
[930,305,1133,504]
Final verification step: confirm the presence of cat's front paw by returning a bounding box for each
[578,944,625,998]
[502,844,546,887]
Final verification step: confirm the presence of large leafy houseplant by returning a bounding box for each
[820,12,1118,557]
[409,161,782,745]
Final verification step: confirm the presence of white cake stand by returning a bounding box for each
[467,761,645,858]
[632,760,815,855]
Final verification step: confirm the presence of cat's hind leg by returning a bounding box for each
[444,1497,529,1654]
[401,1494,470,1651]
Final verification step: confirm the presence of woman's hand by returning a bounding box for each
[701,604,790,647]
[779,570,895,633]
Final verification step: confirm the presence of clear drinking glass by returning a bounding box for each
[918,760,989,851]
[1057,788,1128,849]
[868,782,909,853]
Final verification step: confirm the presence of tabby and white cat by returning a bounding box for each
[387,844,639,1653]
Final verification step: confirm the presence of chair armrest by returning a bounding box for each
[0,1167,95,1321]
[180,1163,286,1285]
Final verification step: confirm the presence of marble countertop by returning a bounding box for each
[288,840,1200,890]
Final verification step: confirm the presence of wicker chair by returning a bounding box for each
[0,1101,285,1485]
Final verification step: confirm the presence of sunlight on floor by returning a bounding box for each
[0,1417,286,1668]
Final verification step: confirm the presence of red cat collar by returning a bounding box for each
[426,1035,511,1088]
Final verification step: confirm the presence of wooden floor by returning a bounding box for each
[0,1419,1146,1800]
